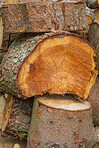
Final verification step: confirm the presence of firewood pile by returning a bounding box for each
[0,0,99,147]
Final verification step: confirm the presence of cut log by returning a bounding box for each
[1,1,88,34]
[0,32,98,99]
[86,7,95,26]
[27,95,97,148]
[0,93,6,129]
[88,77,99,125]
[94,8,99,22]
[86,0,99,9]
[88,22,99,71]
[5,0,19,4]
[1,94,33,139]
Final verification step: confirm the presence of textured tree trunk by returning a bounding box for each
[1,0,88,34]
[86,0,99,9]
[27,95,97,148]
[88,22,99,71]
[1,95,33,140]
[0,32,97,99]
[88,77,99,126]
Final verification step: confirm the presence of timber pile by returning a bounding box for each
[0,0,99,148]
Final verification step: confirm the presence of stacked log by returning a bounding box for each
[1,1,88,34]
[0,94,33,140]
[88,77,99,125]
[0,32,97,99]
[27,95,97,148]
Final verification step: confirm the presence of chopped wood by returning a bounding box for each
[88,77,99,125]
[0,16,3,49]
[27,94,97,148]
[0,94,6,129]
[1,1,88,34]
[5,0,19,4]
[2,95,33,139]
[88,22,99,71]
[94,8,99,22]
[86,7,95,26]
[0,32,98,99]
[86,0,99,9]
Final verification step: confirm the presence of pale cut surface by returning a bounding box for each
[18,34,98,99]
[38,95,91,111]
[0,95,6,129]
[1,94,13,132]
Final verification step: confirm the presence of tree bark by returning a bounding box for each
[27,94,97,148]
[0,32,97,99]
[88,22,99,71]
[88,77,99,126]
[1,95,33,140]
[1,1,88,34]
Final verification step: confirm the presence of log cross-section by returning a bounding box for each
[0,32,98,99]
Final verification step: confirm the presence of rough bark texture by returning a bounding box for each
[0,32,97,99]
[2,95,33,140]
[88,22,99,71]
[88,77,99,126]
[27,95,97,148]
[86,0,99,9]
[1,1,88,34]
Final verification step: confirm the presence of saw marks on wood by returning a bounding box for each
[18,34,98,99]
[38,94,91,111]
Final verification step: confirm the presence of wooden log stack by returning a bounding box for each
[0,0,99,148]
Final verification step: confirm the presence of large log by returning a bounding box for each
[88,22,99,71]
[1,0,88,34]
[0,32,98,99]
[27,95,97,148]
[1,94,33,140]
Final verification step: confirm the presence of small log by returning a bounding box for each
[0,32,97,99]
[1,94,33,139]
[1,0,88,34]
[94,8,99,22]
[88,22,99,71]
[86,0,99,9]
[88,77,99,125]
[0,93,6,129]
[27,95,97,148]
[86,7,95,26]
